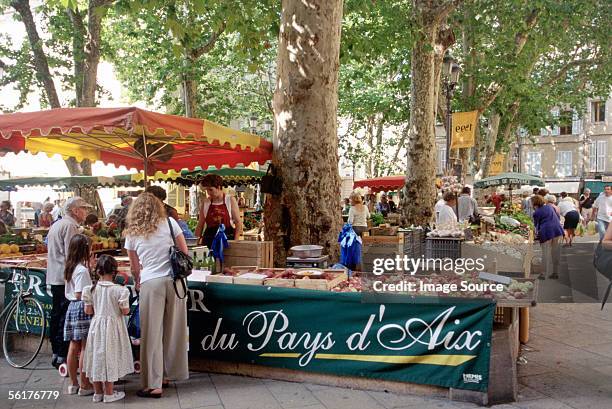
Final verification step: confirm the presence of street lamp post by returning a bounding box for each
[442,53,461,173]
[249,115,258,134]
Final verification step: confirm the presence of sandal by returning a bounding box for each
[136,389,162,399]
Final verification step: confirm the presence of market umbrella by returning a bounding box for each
[353,175,405,193]
[0,174,193,192]
[180,167,265,186]
[473,172,545,203]
[0,107,272,183]
[0,176,116,191]
[473,173,545,189]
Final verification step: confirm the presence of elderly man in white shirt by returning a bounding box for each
[46,197,93,368]
[436,191,458,228]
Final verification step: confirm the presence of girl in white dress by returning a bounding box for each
[82,255,133,403]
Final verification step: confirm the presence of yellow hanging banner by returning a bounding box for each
[490,153,505,176]
[451,110,478,149]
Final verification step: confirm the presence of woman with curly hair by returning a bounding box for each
[123,193,189,398]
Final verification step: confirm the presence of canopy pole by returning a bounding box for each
[142,131,150,188]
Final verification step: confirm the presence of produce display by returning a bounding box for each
[440,175,462,193]
[370,212,384,227]
[474,238,527,259]
[427,227,466,238]
[494,207,534,239]
[209,267,347,290]
[334,272,536,304]
[82,228,120,250]
[220,267,337,280]
[332,276,363,292]
[0,233,46,257]
[243,211,263,231]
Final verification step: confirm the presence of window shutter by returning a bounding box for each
[571,111,582,135]
[598,141,607,172]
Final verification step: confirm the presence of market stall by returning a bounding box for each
[474,172,544,201]
[353,175,405,193]
[0,261,535,405]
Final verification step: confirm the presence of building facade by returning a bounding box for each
[516,96,612,193]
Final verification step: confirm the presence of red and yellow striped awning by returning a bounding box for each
[0,107,272,175]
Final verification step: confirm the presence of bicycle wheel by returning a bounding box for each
[2,296,46,368]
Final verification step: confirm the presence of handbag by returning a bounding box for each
[594,241,612,309]
[167,218,193,299]
[260,164,282,195]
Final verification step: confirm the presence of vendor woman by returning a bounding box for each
[195,174,243,247]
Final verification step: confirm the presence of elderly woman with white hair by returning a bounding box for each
[545,194,561,218]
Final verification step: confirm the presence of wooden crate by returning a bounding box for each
[264,277,295,288]
[206,274,234,284]
[361,233,404,272]
[294,271,347,291]
[234,276,265,286]
[362,233,405,244]
[370,226,399,236]
[223,240,274,268]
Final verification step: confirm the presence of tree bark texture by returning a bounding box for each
[478,112,500,178]
[66,7,86,107]
[401,0,458,226]
[11,0,61,108]
[81,0,110,107]
[13,0,105,215]
[265,0,344,265]
[182,72,198,118]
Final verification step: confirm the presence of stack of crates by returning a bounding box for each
[400,228,425,259]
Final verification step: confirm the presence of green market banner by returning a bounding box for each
[1,268,495,392]
[187,283,495,392]
[1,268,52,336]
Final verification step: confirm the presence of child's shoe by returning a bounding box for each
[92,394,103,403]
[66,385,79,395]
[103,391,125,403]
[79,388,95,396]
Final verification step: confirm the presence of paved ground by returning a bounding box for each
[2,235,612,408]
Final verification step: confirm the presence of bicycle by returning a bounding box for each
[0,266,46,368]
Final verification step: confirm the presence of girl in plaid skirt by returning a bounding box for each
[63,234,94,396]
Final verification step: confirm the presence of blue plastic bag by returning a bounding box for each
[212,224,229,261]
[127,303,140,339]
[338,224,362,268]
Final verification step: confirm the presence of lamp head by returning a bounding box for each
[249,115,258,129]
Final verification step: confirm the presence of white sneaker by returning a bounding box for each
[93,394,103,403]
[66,385,79,395]
[79,388,95,396]
[103,391,125,403]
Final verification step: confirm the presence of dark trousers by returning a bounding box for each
[50,284,69,358]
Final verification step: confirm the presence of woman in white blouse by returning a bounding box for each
[348,191,370,236]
